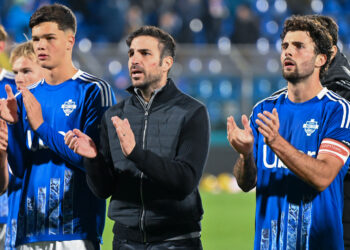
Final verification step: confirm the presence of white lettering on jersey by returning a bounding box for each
[263,144,316,169]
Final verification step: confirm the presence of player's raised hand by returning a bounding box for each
[256,108,280,146]
[64,129,97,158]
[18,86,43,131]
[0,84,18,124]
[227,115,254,156]
[111,116,135,156]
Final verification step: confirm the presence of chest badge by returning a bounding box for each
[303,119,319,136]
[61,99,77,116]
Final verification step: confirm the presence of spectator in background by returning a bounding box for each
[125,5,144,36]
[158,11,182,41]
[231,3,260,44]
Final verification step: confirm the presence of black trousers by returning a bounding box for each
[113,236,203,250]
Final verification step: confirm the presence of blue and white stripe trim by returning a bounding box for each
[1,69,15,80]
[76,71,113,107]
[326,90,350,129]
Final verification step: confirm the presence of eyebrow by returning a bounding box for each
[32,33,57,39]
[282,41,305,46]
[128,48,152,55]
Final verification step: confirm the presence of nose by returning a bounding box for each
[15,73,24,85]
[283,46,293,57]
[130,53,141,65]
[36,38,46,51]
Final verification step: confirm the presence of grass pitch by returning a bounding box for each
[101,191,255,250]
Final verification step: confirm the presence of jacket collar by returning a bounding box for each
[126,78,179,105]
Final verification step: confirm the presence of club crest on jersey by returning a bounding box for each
[303,119,319,136]
[61,99,77,116]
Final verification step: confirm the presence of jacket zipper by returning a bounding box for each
[140,109,148,242]
[135,89,159,243]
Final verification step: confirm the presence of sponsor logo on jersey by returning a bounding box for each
[263,144,316,169]
[302,119,319,136]
[61,99,77,116]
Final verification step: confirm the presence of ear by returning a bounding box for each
[315,53,327,68]
[161,56,173,73]
[65,32,75,51]
[330,45,337,61]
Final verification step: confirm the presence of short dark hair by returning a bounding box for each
[281,15,333,78]
[29,4,77,35]
[306,15,338,46]
[126,26,176,60]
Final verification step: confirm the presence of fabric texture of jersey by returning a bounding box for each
[7,70,116,246]
[0,69,17,225]
[4,173,22,250]
[251,88,350,250]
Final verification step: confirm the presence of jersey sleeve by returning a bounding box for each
[250,104,261,162]
[35,83,116,171]
[6,94,28,178]
[318,102,350,164]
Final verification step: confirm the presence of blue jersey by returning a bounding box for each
[7,70,116,245]
[4,174,21,250]
[0,69,17,225]
[251,88,350,250]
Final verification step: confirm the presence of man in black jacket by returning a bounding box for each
[65,26,210,249]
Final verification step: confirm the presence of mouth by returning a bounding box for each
[38,54,48,60]
[130,67,144,79]
[283,59,295,69]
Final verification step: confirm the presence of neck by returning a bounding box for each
[45,59,78,85]
[139,77,168,102]
[287,73,323,103]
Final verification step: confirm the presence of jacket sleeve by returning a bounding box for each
[84,111,116,199]
[127,105,210,198]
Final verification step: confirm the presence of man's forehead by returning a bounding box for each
[130,36,159,49]
[32,22,68,36]
[283,30,313,43]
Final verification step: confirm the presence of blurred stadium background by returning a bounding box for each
[1,0,348,249]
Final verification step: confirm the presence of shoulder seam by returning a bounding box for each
[326,91,350,128]
[78,73,113,107]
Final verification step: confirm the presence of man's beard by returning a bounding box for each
[282,67,314,85]
[132,72,162,90]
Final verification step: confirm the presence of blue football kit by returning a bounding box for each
[251,88,350,250]
[6,70,116,246]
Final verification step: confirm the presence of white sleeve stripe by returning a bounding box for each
[78,74,113,107]
[327,92,350,128]
[321,139,350,154]
[80,72,113,106]
[326,92,345,127]
[318,149,349,164]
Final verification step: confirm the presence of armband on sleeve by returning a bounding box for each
[319,138,350,165]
